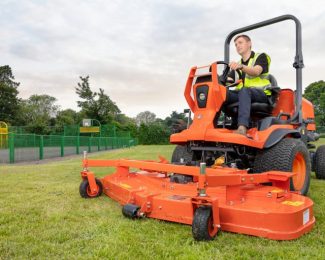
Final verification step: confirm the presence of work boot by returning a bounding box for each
[235,125,247,135]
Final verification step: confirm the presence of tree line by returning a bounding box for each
[0,65,188,144]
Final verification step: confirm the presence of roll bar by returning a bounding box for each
[224,14,303,124]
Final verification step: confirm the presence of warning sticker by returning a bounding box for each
[282,200,304,207]
[303,209,310,225]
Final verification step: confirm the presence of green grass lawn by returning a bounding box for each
[1,141,325,259]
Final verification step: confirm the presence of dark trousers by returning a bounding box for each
[225,87,269,127]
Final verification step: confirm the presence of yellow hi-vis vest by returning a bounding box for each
[236,53,272,96]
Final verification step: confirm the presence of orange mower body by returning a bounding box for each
[79,15,322,241]
[80,157,315,240]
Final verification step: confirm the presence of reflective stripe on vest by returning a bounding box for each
[236,53,272,96]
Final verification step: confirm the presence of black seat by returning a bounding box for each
[226,102,273,117]
[224,74,280,119]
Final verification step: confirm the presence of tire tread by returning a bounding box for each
[192,207,215,241]
[315,145,325,179]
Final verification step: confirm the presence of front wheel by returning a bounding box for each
[253,138,311,195]
[192,207,218,241]
[79,179,103,198]
[170,145,194,184]
[171,145,193,164]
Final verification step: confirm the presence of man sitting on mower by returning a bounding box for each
[225,34,271,135]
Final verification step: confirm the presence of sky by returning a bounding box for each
[1,0,325,119]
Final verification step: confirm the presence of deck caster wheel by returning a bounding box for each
[79,179,103,198]
[192,207,218,241]
[122,204,140,219]
[315,145,325,179]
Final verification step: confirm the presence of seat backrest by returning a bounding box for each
[268,74,278,87]
[263,74,280,107]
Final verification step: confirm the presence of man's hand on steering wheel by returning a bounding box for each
[215,61,243,87]
[225,65,243,88]
[225,71,243,88]
[229,61,244,71]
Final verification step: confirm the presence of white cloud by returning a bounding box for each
[1,0,325,119]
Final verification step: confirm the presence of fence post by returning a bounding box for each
[98,137,100,151]
[76,135,80,154]
[60,136,64,157]
[9,132,15,163]
[88,137,91,153]
[113,125,116,137]
[105,137,108,150]
[39,135,44,160]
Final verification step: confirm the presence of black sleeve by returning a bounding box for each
[254,53,268,74]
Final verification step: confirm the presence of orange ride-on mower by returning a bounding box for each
[79,15,318,241]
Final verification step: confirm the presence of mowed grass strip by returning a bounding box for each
[1,142,325,259]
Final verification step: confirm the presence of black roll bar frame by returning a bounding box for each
[224,14,304,123]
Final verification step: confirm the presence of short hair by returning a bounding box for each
[234,34,251,42]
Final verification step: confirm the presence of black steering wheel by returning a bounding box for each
[215,61,243,87]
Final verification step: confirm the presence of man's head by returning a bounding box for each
[234,34,251,56]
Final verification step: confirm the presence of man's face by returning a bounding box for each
[234,37,251,55]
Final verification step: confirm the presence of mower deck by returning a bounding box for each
[80,157,315,240]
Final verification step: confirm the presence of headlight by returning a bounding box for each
[199,93,206,101]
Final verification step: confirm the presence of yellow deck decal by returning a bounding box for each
[282,200,304,207]
[120,183,132,189]
[271,189,283,193]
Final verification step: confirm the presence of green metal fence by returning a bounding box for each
[10,124,132,138]
[63,124,128,137]
[0,133,138,164]
[9,125,63,135]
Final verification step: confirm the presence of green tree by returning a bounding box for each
[113,113,138,137]
[55,109,81,132]
[164,111,187,133]
[138,122,170,145]
[135,111,156,125]
[114,113,135,126]
[303,80,325,126]
[75,76,120,124]
[0,65,20,124]
[18,95,59,134]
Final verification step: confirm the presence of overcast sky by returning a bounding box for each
[1,0,325,119]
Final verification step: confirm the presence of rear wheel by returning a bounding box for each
[315,145,325,179]
[253,138,311,195]
[192,207,217,241]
